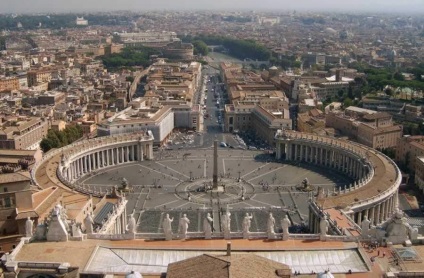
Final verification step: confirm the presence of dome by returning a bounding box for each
[126,271,143,278]
[324,27,337,34]
[317,270,335,278]
[269,66,278,70]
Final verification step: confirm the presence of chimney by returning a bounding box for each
[226,242,231,256]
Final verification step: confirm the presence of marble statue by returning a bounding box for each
[179,214,190,239]
[364,209,419,245]
[361,216,371,237]
[25,217,34,237]
[54,204,70,232]
[84,213,94,234]
[46,206,69,242]
[385,210,408,237]
[54,203,63,216]
[203,213,213,239]
[163,213,174,240]
[71,222,83,237]
[242,213,253,238]
[127,211,137,234]
[380,209,418,244]
[121,178,129,190]
[221,211,231,239]
[281,215,291,240]
[267,212,276,239]
[320,216,329,241]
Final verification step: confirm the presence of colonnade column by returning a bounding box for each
[294,144,298,161]
[76,159,80,177]
[88,154,92,172]
[83,156,86,174]
[370,206,375,225]
[382,201,387,222]
[375,204,381,224]
[385,199,390,220]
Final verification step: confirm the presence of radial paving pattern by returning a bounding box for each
[80,148,353,232]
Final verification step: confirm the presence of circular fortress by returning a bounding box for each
[31,129,401,234]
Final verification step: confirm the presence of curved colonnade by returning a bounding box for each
[275,130,401,228]
[32,129,401,233]
[31,132,154,197]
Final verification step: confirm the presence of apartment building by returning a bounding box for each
[0,118,50,150]
[396,136,424,173]
[251,105,292,145]
[27,69,53,87]
[415,157,424,192]
[0,77,20,92]
[97,102,174,146]
[326,107,402,149]
[224,101,256,133]
[297,108,326,134]
[0,172,33,235]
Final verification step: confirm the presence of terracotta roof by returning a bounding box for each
[0,149,36,156]
[0,172,31,184]
[16,186,63,220]
[167,253,291,278]
[362,112,391,120]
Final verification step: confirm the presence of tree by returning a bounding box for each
[393,72,405,81]
[40,138,54,153]
[192,40,209,56]
[343,97,353,108]
[39,125,84,152]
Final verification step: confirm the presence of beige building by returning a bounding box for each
[27,69,53,87]
[251,105,292,145]
[0,77,20,92]
[415,157,424,192]
[224,101,255,133]
[297,108,325,134]
[326,107,402,149]
[0,118,50,150]
[396,135,424,173]
[0,172,33,235]
[357,124,403,150]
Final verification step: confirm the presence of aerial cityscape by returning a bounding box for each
[0,2,424,277]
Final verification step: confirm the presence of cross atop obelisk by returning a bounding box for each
[213,140,218,189]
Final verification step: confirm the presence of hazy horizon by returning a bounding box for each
[2,0,424,14]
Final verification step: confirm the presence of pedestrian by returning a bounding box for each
[377,250,380,256]
[383,252,386,257]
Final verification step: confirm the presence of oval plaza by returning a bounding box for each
[6,128,414,277]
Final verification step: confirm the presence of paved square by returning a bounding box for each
[80,149,353,232]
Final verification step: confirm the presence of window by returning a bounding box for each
[4,197,11,208]
[3,187,7,193]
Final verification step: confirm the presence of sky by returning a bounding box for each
[2,0,424,14]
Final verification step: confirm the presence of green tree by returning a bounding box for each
[40,138,54,153]
[47,129,61,148]
[192,40,209,56]
[343,97,353,108]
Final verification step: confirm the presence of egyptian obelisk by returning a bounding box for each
[213,140,218,189]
